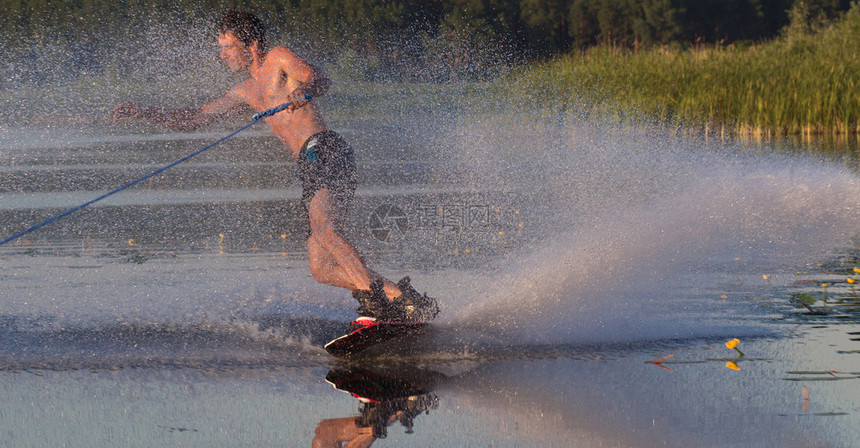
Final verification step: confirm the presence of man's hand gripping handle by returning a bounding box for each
[251,94,313,121]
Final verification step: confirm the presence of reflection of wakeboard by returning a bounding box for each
[325,365,442,438]
[324,322,427,357]
[325,365,442,403]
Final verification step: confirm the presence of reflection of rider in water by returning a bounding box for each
[313,395,438,447]
[312,416,375,448]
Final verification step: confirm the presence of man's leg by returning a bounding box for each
[306,188,401,298]
[307,235,358,290]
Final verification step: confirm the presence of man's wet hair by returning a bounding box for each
[218,9,266,50]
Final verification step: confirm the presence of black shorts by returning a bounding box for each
[296,130,357,217]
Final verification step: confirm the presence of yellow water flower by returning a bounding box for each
[725,338,745,357]
[848,278,856,284]
[128,239,134,246]
[821,283,829,288]
[726,361,740,371]
[854,268,860,274]
[762,274,769,280]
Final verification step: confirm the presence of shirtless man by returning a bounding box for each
[113,10,437,325]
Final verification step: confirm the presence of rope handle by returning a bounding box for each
[252,94,312,121]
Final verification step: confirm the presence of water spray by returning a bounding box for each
[0,95,312,247]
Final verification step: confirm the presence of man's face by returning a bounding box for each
[218,32,252,71]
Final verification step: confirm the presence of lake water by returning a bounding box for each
[0,109,858,447]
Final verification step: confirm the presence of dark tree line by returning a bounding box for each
[0,0,853,84]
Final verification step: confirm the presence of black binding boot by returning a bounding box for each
[352,279,405,326]
[393,276,439,322]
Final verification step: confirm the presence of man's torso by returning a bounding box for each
[234,46,327,158]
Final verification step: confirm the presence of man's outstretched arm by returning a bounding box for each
[112,89,245,131]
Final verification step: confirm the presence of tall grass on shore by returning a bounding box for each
[508,3,860,138]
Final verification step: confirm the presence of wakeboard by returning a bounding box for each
[324,321,427,357]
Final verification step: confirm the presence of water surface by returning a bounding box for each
[1,114,858,447]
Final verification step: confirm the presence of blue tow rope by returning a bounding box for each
[0,94,312,247]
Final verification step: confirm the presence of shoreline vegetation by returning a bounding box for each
[506,3,860,142]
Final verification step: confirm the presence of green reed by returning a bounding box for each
[506,3,860,137]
